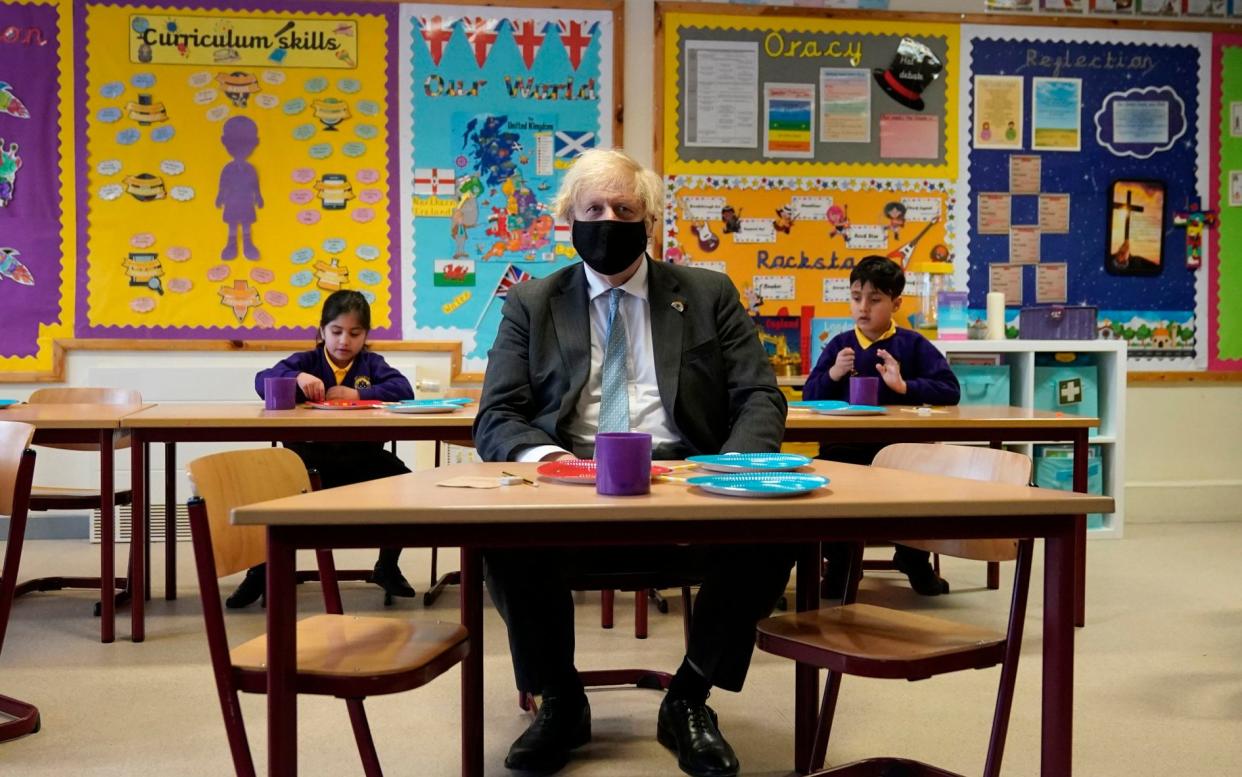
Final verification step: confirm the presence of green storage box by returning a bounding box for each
[1034,354,1099,432]
[1035,444,1106,530]
[950,364,1012,407]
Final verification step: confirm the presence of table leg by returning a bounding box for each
[1042,519,1075,776]
[144,441,151,602]
[461,547,483,777]
[793,542,821,774]
[1072,428,1088,628]
[130,436,145,643]
[165,442,177,600]
[99,431,115,644]
[268,527,297,777]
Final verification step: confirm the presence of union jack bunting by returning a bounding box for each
[555,21,597,71]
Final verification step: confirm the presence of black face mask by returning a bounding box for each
[572,219,648,276]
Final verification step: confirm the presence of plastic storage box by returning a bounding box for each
[1019,306,1098,340]
[950,364,1012,407]
[1034,353,1099,432]
[1035,444,1106,530]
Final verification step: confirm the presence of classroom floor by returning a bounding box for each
[0,521,1238,776]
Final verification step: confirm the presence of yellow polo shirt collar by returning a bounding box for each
[324,346,353,386]
[854,322,897,350]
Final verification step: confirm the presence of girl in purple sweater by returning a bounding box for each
[229,291,417,608]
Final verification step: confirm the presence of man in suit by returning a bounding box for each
[474,148,794,777]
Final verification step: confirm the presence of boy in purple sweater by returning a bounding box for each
[803,256,960,597]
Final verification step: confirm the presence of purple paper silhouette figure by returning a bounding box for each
[216,116,263,261]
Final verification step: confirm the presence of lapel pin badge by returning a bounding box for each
[671,300,685,313]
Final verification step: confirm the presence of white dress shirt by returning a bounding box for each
[517,259,680,462]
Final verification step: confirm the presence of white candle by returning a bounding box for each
[986,292,1006,340]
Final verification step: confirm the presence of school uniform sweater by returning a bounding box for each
[803,327,960,406]
[254,348,414,404]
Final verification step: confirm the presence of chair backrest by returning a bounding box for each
[187,448,311,578]
[27,387,143,453]
[0,422,36,517]
[875,443,1032,562]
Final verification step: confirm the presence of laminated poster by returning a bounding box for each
[977,192,1011,234]
[1009,155,1042,194]
[78,0,400,338]
[1036,263,1068,303]
[764,83,815,159]
[1031,77,1082,152]
[1009,225,1041,264]
[974,75,1024,150]
[684,40,759,149]
[989,263,1024,300]
[818,68,870,144]
[1039,193,1071,233]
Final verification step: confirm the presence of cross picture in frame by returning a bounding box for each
[1107,179,1165,276]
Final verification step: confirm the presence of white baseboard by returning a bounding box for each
[1125,481,1242,523]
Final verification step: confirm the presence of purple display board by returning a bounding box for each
[0,1,65,358]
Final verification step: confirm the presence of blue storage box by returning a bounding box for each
[1035,444,1106,530]
[1034,354,1099,432]
[950,364,1012,407]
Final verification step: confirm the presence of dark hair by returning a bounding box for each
[316,290,371,341]
[850,256,905,298]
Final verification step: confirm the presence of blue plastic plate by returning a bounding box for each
[0,399,19,409]
[787,400,849,411]
[398,397,473,405]
[687,473,829,498]
[686,452,812,473]
[811,404,887,416]
[384,399,462,414]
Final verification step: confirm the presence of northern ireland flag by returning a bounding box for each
[419,16,457,66]
[463,17,500,67]
[554,130,596,161]
[555,21,597,71]
[413,168,456,197]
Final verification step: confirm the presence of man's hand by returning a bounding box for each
[325,385,360,401]
[827,347,856,381]
[296,372,325,402]
[876,349,907,394]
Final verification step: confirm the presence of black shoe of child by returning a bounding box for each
[893,552,950,596]
[226,565,266,609]
[372,561,417,599]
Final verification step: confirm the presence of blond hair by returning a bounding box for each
[552,148,663,228]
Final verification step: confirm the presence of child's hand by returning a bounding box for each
[828,347,855,381]
[325,385,360,401]
[876,349,907,394]
[296,373,325,402]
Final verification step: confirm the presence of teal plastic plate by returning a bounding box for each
[812,405,887,416]
[788,400,849,411]
[687,473,829,498]
[0,399,19,408]
[686,453,812,473]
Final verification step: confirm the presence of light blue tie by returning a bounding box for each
[598,288,630,434]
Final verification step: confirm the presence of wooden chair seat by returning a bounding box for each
[757,604,1006,681]
[807,756,964,776]
[230,615,468,693]
[30,485,133,511]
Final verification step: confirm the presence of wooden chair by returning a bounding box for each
[16,388,141,623]
[186,448,469,777]
[756,443,1034,777]
[0,421,42,741]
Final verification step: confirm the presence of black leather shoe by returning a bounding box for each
[894,552,950,596]
[657,696,739,777]
[371,561,417,599]
[225,565,265,609]
[504,692,590,773]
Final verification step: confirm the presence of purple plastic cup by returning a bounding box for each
[848,376,879,406]
[264,376,298,410]
[595,432,653,496]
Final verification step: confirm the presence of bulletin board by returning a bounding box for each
[399,3,618,375]
[960,25,1210,370]
[1211,32,1242,370]
[76,0,402,340]
[0,0,74,377]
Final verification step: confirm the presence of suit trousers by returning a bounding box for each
[484,543,796,696]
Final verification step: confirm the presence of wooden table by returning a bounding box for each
[121,402,477,627]
[784,404,1097,626]
[1,403,150,643]
[233,459,1113,777]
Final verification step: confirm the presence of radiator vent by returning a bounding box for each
[90,504,190,544]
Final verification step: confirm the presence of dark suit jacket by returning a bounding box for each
[473,259,787,462]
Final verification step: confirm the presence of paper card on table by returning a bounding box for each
[763,83,815,159]
[1009,155,1042,194]
[1010,225,1042,264]
[973,76,1024,150]
[1036,263,1068,303]
[978,193,1012,234]
[1032,78,1082,152]
[989,263,1024,301]
[879,114,939,160]
[1039,194,1071,233]
[819,67,871,144]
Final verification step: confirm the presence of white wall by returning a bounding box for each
[5,0,1237,527]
